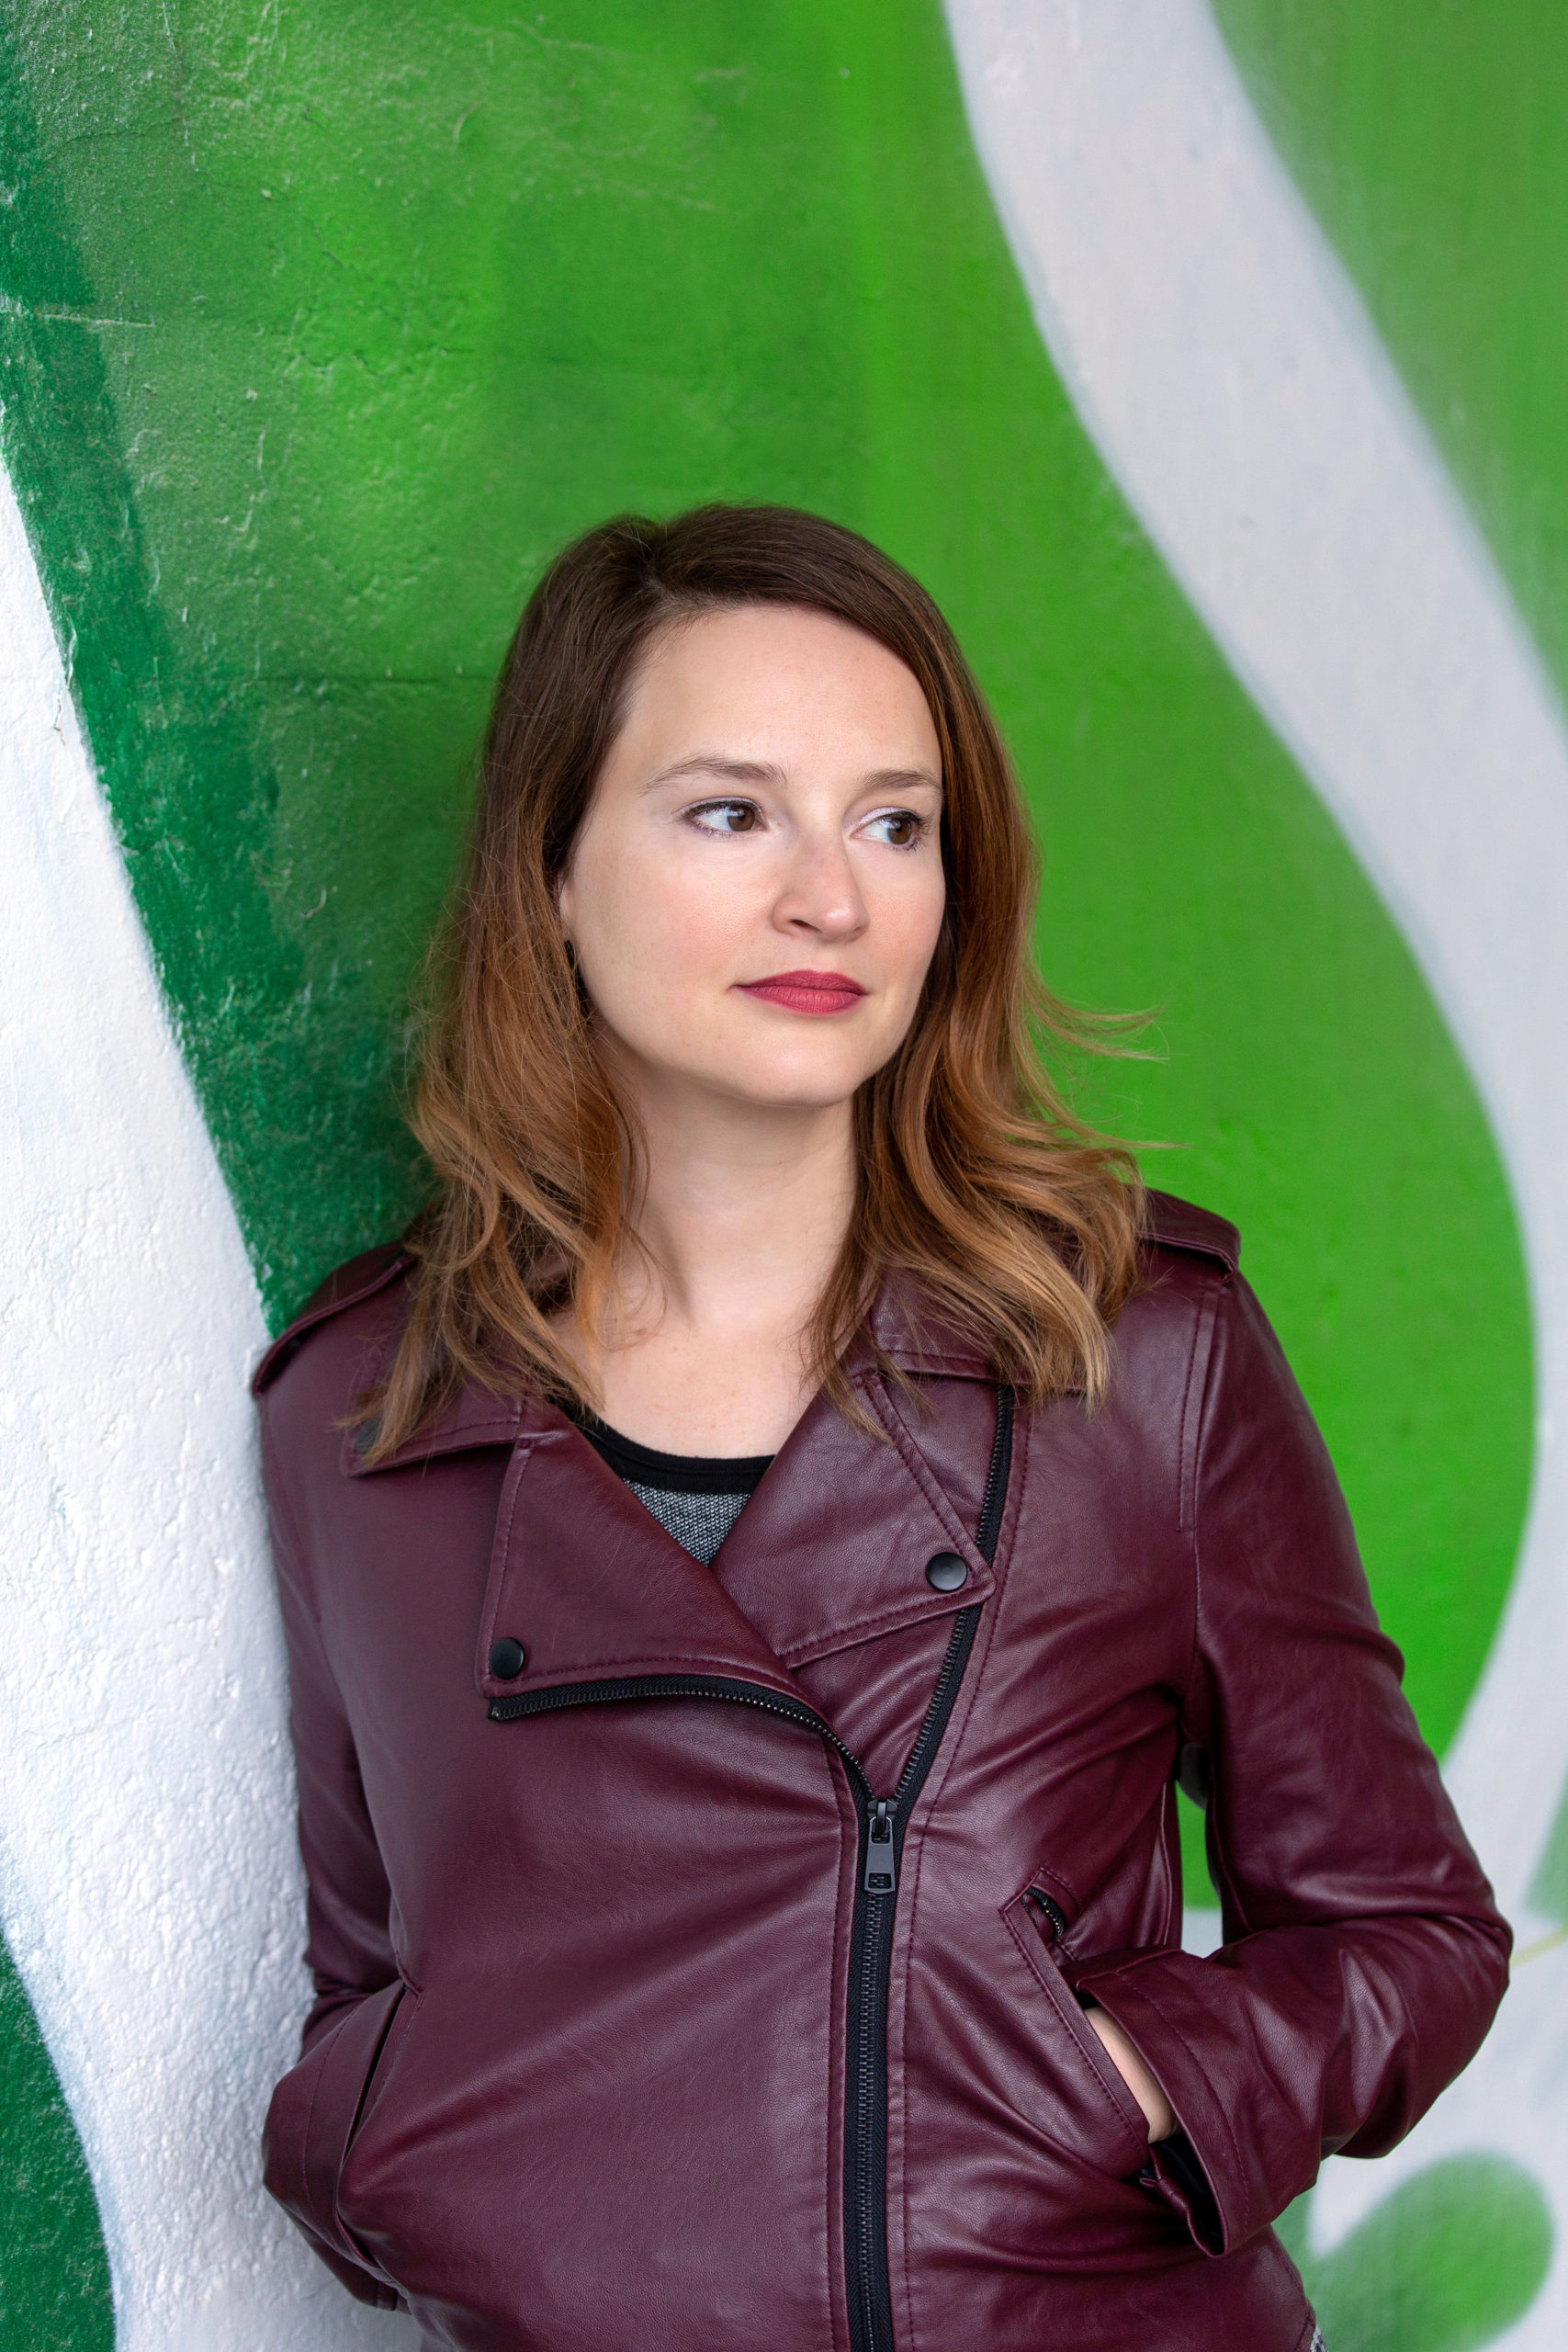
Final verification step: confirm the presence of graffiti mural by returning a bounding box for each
[0,3,1560,2345]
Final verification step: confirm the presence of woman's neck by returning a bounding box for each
[574,1056,858,1456]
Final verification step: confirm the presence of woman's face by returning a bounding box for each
[558,605,947,1114]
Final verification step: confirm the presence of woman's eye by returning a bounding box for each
[862,808,925,848]
[687,799,761,835]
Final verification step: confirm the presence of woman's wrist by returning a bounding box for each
[1084,2004,1176,2142]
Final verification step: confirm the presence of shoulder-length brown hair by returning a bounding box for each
[366,503,1142,1457]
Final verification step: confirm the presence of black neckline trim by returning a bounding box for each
[575,1413,774,1496]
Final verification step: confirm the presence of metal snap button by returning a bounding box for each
[924,1551,968,1592]
[488,1636,527,1679]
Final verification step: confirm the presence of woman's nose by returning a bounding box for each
[773,831,869,938]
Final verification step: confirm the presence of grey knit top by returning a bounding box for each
[577,1416,773,1568]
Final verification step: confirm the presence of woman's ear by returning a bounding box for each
[552,876,586,1000]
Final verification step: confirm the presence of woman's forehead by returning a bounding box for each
[613,605,940,775]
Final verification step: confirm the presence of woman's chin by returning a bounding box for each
[613,1037,885,1118]
[682,1067,867,1116]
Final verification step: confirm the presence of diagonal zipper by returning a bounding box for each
[842,1384,1012,2352]
[489,1385,1014,2352]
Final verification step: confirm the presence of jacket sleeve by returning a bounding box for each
[1070,1269,1511,2253]
[257,1399,406,2311]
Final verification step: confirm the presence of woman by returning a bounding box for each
[254,504,1506,2352]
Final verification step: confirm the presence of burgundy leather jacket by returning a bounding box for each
[254,1193,1507,2352]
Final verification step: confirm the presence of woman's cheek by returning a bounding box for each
[878,881,946,1011]
[589,880,733,1047]
[597,859,696,985]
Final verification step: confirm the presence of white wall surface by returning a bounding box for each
[0,462,415,2349]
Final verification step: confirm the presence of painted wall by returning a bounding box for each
[0,4,1562,2346]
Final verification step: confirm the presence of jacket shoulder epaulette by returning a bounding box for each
[1140,1189,1239,1278]
[251,1242,412,1396]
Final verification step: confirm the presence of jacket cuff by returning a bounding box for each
[310,2242,407,2312]
[264,1979,407,2284]
[1142,2128,1224,2254]
[1068,1951,1251,2251]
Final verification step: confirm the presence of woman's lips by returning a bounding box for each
[736,969,868,1016]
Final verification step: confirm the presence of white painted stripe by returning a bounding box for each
[942,0,1568,2313]
[1180,1904,1221,1957]
[0,466,413,2347]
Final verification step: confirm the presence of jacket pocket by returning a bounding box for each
[1001,1884,1153,2179]
[263,1978,412,2280]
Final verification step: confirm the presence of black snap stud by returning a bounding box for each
[924,1551,968,1593]
[488,1636,526,1679]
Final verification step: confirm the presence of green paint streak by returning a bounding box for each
[0,0,1537,2317]
[1215,0,1568,707]
[1277,2156,1552,2350]
[0,1943,112,2350]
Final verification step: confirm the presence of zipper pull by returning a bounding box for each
[864,1800,897,1894]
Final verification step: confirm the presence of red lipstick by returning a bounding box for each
[736,969,867,1016]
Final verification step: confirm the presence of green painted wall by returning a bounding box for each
[1213,0,1568,1955]
[1215,1,1568,710]
[0,1957,111,2350]
[0,1,1538,2339]
[0,0,1528,1740]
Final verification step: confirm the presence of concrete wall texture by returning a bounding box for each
[0,3,1562,2345]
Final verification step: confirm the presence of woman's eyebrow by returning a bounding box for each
[643,754,785,792]
[862,765,943,797]
[645,754,942,796]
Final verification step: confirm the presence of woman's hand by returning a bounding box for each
[1085,2005,1176,2142]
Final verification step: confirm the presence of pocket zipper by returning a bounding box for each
[1023,1885,1069,1943]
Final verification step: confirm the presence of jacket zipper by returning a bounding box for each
[489,1385,1014,2352]
[840,1385,1012,2352]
